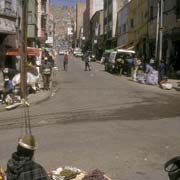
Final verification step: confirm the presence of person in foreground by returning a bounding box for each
[6,135,49,180]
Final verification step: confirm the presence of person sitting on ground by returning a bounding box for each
[6,135,49,180]
[3,75,14,103]
[145,63,154,74]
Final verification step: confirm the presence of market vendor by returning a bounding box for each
[6,135,49,180]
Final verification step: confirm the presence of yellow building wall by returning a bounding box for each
[128,0,136,45]
[128,0,148,44]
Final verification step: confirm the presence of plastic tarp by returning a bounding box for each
[12,72,39,90]
[146,71,158,85]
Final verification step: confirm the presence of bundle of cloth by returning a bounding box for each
[12,72,39,91]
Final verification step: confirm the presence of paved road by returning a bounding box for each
[0,55,180,180]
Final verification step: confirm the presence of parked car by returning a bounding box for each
[73,48,83,57]
[107,49,135,74]
[59,50,65,55]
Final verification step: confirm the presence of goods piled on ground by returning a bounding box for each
[50,167,111,180]
[82,169,110,180]
[51,166,81,180]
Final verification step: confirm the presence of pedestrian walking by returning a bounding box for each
[6,135,49,180]
[63,52,68,71]
[41,57,52,90]
[84,52,91,71]
[158,60,166,84]
[0,67,4,102]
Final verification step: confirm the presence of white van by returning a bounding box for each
[108,49,135,74]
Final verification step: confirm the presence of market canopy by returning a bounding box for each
[6,47,42,56]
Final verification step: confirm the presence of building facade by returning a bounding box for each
[37,0,50,47]
[0,0,18,67]
[149,0,180,77]
[90,9,104,59]
[83,0,103,49]
[104,0,124,49]
[117,1,130,48]
[76,2,86,47]
[27,0,38,47]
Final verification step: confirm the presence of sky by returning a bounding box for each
[51,0,86,6]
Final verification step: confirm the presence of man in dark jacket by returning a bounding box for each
[6,135,49,180]
[41,57,52,90]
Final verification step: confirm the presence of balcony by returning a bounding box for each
[0,7,16,18]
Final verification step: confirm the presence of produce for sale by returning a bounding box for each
[82,169,109,180]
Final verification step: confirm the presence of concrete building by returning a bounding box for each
[83,0,104,48]
[50,5,75,49]
[90,9,104,59]
[149,0,180,77]
[117,1,130,48]
[0,0,17,67]
[104,0,124,49]
[27,0,38,47]
[132,0,149,60]
[76,2,86,47]
[45,13,54,47]
[37,0,50,47]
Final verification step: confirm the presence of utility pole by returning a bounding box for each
[159,0,164,64]
[20,0,29,100]
[155,1,160,63]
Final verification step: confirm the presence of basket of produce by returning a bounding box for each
[50,168,112,180]
[81,169,112,180]
[50,166,82,180]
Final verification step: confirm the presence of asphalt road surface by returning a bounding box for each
[0,55,180,180]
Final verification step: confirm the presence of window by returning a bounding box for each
[150,6,153,20]
[130,19,134,28]
[177,0,180,20]
[28,12,33,24]
[119,26,121,35]
[123,24,126,33]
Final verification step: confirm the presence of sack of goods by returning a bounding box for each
[161,82,173,90]
[164,156,180,180]
[43,68,51,75]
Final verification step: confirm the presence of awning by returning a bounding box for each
[6,47,42,56]
[116,41,139,50]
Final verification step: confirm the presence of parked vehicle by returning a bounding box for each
[100,49,114,71]
[59,50,65,55]
[107,49,135,74]
[73,48,83,57]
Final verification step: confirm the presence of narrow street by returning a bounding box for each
[0,55,180,180]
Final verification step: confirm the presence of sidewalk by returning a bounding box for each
[0,70,56,112]
[96,61,180,91]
